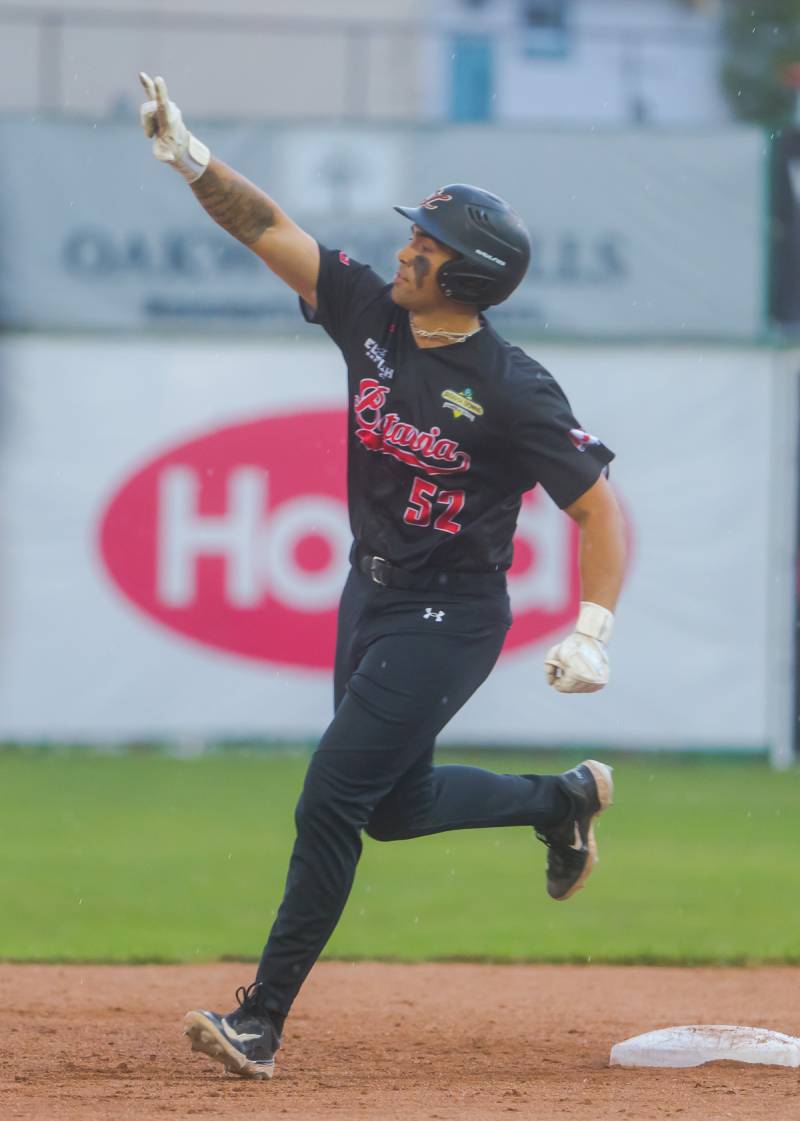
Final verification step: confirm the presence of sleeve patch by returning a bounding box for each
[338,251,351,266]
[568,427,603,452]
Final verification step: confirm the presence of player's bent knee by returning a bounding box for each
[363,819,397,842]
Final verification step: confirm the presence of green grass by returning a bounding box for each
[1,749,798,963]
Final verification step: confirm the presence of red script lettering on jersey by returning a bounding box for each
[353,378,471,477]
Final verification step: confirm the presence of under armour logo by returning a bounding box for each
[423,608,445,622]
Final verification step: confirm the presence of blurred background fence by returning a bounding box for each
[0,0,798,766]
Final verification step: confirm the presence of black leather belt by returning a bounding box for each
[353,545,506,592]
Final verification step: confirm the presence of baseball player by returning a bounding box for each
[139,74,626,1081]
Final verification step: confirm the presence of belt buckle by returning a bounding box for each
[369,555,389,586]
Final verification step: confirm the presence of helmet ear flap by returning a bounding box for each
[436,258,496,305]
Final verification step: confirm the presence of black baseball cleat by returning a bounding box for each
[536,760,614,901]
[184,982,281,1079]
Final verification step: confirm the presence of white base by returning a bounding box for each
[610,1025,800,1069]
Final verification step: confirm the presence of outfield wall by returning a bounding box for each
[0,334,795,755]
[0,120,767,341]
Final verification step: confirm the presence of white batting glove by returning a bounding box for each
[544,602,614,694]
[138,72,210,184]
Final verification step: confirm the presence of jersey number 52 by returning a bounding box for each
[403,477,465,536]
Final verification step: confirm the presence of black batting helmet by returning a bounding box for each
[394,183,530,307]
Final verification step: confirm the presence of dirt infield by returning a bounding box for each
[2,962,799,1121]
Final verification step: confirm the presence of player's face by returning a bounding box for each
[391,225,459,311]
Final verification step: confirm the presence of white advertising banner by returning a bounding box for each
[0,334,786,750]
[0,121,767,339]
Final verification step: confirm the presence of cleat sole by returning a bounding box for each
[183,1011,275,1080]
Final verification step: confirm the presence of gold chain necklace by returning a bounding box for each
[410,318,483,345]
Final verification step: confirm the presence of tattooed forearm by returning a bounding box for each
[191,165,277,246]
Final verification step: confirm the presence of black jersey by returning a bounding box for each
[301,246,614,574]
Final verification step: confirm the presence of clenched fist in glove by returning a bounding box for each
[545,602,614,694]
[138,72,210,184]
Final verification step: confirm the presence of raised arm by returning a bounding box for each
[138,73,319,308]
[190,158,319,307]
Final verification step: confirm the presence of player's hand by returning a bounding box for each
[138,72,210,184]
[545,633,608,693]
[544,602,613,694]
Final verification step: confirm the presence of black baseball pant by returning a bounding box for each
[254,563,570,1023]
